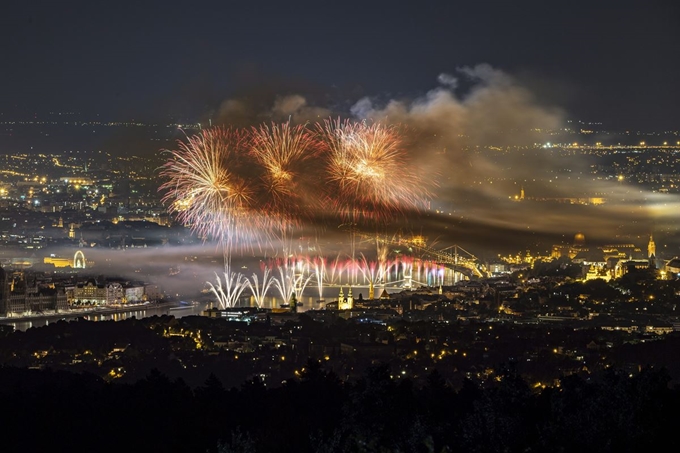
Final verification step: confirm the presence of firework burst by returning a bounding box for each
[250,121,318,235]
[160,119,437,303]
[318,118,429,224]
[160,127,267,261]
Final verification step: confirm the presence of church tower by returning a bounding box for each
[648,234,656,259]
[648,234,657,270]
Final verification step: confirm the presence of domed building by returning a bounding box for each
[551,232,588,259]
[573,232,586,247]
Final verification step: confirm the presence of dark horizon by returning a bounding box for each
[2,0,679,130]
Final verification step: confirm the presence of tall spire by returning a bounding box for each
[648,234,656,259]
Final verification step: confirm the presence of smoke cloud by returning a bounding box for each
[436,73,458,89]
[200,64,680,257]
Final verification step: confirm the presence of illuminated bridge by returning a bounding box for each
[407,243,487,279]
[353,228,488,279]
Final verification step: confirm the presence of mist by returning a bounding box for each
[27,64,678,297]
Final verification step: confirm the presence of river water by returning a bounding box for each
[0,283,401,332]
[0,294,326,332]
[0,303,204,332]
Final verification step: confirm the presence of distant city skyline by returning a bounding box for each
[1,0,680,286]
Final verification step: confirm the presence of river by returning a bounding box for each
[0,302,208,332]
[0,294,326,332]
[0,284,400,332]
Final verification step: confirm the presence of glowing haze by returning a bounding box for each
[201,65,679,254]
[160,119,432,257]
[68,64,680,299]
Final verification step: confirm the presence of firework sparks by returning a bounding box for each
[160,127,268,261]
[207,269,249,309]
[246,265,275,309]
[250,121,318,234]
[357,253,388,288]
[327,254,345,285]
[318,118,430,224]
[160,120,437,302]
[310,256,327,300]
[273,257,314,305]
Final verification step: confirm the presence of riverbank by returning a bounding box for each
[0,300,181,327]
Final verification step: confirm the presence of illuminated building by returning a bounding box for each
[666,258,680,277]
[552,231,653,279]
[0,268,68,316]
[573,232,586,248]
[43,256,70,268]
[68,280,107,306]
[68,279,148,306]
[614,257,653,278]
[58,176,94,186]
[551,245,572,259]
[573,247,611,281]
[43,250,89,269]
[339,287,353,310]
[144,284,162,301]
[552,233,587,259]
[601,244,639,261]
[125,284,145,303]
[107,282,124,304]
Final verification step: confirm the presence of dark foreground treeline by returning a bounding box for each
[0,362,677,453]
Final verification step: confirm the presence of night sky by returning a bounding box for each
[2,0,679,129]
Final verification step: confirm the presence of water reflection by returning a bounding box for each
[1,286,385,332]
[217,295,321,311]
[2,303,209,332]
